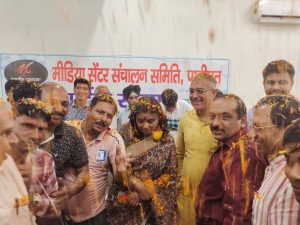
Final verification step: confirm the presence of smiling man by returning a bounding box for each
[176,73,218,225]
[195,94,266,225]
[283,118,300,203]
[65,78,91,121]
[247,60,295,127]
[251,95,300,225]
[38,82,89,222]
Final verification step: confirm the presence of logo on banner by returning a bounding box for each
[4,60,48,83]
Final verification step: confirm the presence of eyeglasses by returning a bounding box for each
[252,124,276,131]
[188,88,212,95]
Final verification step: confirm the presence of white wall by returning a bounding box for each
[0,0,299,108]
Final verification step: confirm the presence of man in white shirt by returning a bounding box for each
[0,98,35,225]
[161,89,192,140]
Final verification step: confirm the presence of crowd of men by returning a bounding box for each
[1,59,300,225]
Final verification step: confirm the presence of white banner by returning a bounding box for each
[0,54,230,108]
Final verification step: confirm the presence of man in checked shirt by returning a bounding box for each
[10,98,59,224]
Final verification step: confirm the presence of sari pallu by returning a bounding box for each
[106,134,177,225]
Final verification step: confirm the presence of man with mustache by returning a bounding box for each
[283,118,300,203]
[247,60,295,127]
[195,94,266,225]
[64,95,125,225]
[38,83,89,222]
[176,73,218,225]
[0,98,34,225]
[251,95,300,224]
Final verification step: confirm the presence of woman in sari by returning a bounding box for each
[106,97,177,225]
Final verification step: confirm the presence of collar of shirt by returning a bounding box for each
[191,110,210,125]
[80,120,110,145]
[40,134,55,145]
[268,154,286,169]
[71,99,90,108]
[219,128,248,150]
[54,122,67,137]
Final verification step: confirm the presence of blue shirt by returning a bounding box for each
[65,100,89,121]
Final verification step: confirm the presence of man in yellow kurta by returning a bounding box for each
[176,73,218,225]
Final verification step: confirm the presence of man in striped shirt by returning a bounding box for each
[251,95,300,225]
[283,118,300,203]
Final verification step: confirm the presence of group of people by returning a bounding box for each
[1,59,300,225]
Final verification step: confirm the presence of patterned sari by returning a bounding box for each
[106,124,177,225]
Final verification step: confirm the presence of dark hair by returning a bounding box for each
[283,118,300,147]
[263,60,295,82]
[255,95,300,128]
[215,89,224,98]
[214,93,247,119]
[129,96,169,142]
[161,89,178,108]
[16,98,51,122]
[90,95,118,114]
[122,85,141,99]
[13,81,40,103]
[5,80,20,94]
[74,78,90,90]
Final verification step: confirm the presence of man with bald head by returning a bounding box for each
[94,85,110,96]
[0,98,34,225]
[38,82,89,218]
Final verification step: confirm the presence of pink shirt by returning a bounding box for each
[252,155,300,225]
[65,126,125,222]
[0,154,35,225]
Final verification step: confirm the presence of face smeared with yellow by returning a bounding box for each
[13,115,48,153]
[135,112,159,137]
[87,101,115,134]
[40,87,69,128]
[0,105,19,154]
[251,105,284,157]
[209,98,245,141]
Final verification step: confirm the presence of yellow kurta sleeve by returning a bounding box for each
[176,112,186,184]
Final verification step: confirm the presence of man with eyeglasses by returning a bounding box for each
[176,73,218,225]
[251,95,300,225]
[283,118,300,204]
